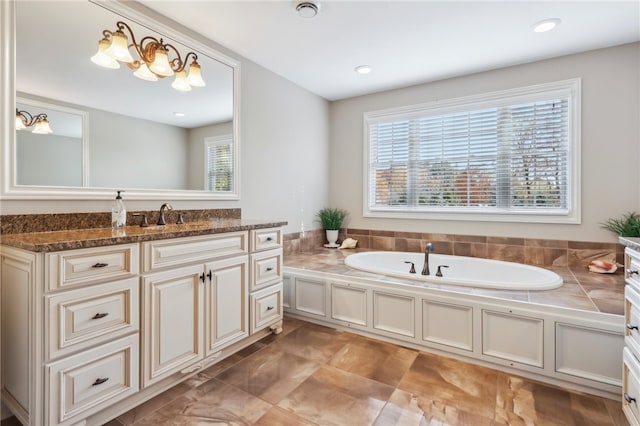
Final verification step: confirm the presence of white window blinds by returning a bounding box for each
[205,135,233,192]
[365,79,580,223]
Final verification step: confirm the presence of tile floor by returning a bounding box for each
[1,317,630,426]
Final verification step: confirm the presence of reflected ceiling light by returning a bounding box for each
[15,109,53,134]
[91,21,205,91]
[296,1,320,18]
[355,65,372,75]
[533,18,561,33]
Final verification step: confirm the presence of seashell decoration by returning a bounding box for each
[587,258,621,274]
[338,238,358,249]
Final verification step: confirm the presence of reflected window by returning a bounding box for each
[205,135,233,192]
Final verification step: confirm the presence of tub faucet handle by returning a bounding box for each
[435,265,449,277]
[404,261,416,274]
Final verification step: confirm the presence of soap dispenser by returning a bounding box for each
[111,190,126,229]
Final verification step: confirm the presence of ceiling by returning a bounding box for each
[141,0,640,101]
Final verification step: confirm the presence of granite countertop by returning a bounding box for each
[284,248,626,316]
[0,219,287,252]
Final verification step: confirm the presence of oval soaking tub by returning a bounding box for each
[344,251,562,290]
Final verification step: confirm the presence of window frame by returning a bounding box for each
[362,78,582,224]
[204,134,234,193]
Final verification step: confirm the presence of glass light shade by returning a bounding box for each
[15,114,26,130]
[133,63,158,81]
[171,71,192,91]
[106,30,134,63]
[187,62,206,87]
[32,118,53,135]
[90,38,120,69]
[149,48,174,77]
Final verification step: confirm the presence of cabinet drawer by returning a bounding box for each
[142,232,247,272]
[46,244,139,291]
[624,348,640,426]
[250,283,283,334]
[250,228,282,252]
[46,278,139,361]
[47,334,139,426]
[627,248,640,291]
[250,248,283,291]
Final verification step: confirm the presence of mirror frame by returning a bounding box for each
[1,0,241,200]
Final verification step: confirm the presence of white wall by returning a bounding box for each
[187,121,233,190]
[329,43,640,242]
[16,132,82,186]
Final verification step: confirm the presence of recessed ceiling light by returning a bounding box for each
[174,112,185,117]
[533,18,561,33]
[355,65,372,75]
[296,1,319,18]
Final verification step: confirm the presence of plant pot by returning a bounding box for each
[325,229,339,248]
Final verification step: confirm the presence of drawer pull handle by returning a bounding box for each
[92,377,109,386]
[200,272,206,282]
[625,393,636,404]
[266,267,274,272]
[92,262,109,268]
[92,313,109,320]
[267,306,275,311]
[627,323,639,331]
[628,269,639,276]
[266,237,273,241]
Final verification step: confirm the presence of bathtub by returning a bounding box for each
[344,251,562,290]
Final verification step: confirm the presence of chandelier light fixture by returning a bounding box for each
[91,21,206,92]
[15,109,53,134]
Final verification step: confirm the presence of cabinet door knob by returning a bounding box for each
[200,272,206,282]
[627,323,639,331]
[628,269,639,276]
[266,267,274,272]
[266,236,273,241]
[92,313,109,320]
[267,306,275,311]
[92,377,109,386]
[207,270,213,281]
[92,262,109,268]
[625,393,637,404]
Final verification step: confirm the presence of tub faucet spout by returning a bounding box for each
[421,242,434,275]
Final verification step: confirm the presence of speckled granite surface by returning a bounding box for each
[0,208,242,234]
[0,219,286,252]
[284,248,625,316]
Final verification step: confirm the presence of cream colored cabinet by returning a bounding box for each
[1,225,283,426]
[141,264,204,387]
[206,256,249,354]
[624,247,640,425]
[248,229,284,335]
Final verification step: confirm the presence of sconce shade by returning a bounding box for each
[15,113,26,130]
[187,62,206,87]
[32,117,53,134]
[106,29,134,63]
[133,63,159,81]
[91,38,120,69]
[171,70,192,91]
[149,48,174,77]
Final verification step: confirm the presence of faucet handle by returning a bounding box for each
[176,213,185,225]
[404,261,416,274]
[435,265,449,277]
[132,213,149,227]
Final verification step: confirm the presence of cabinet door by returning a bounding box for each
[141,264,204,387]
[294,277,327,318]
[422,299,473,351]
[205,256,248,354]
[482,309,544,368]
[331,282,367,327]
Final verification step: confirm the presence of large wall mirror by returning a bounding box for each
[2,0,240,200]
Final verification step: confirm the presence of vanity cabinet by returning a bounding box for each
[1,225,284,426]
[623,246,640,425]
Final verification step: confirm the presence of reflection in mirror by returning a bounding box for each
[10,0,239,199]
[16,97,86,187]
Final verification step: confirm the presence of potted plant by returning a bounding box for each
[601,212,640,237]
[316,207,348,248]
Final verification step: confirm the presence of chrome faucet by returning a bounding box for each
[157,203,173,225]
[421,242,434,275]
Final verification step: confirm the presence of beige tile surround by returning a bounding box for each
[284,228,625,269]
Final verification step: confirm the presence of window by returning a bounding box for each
[204,135,233,192]
[364,79,581,223]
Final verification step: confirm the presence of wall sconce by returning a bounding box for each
[91,21,206,92]
[15,109,53,134]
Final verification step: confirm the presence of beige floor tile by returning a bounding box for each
[117,382,193,425]
[254,406,319,425]
[216,343,320,404]
[398,352,499,420]
[329,334,418,386]
[274,322,354,363]
[278,364,394,426]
